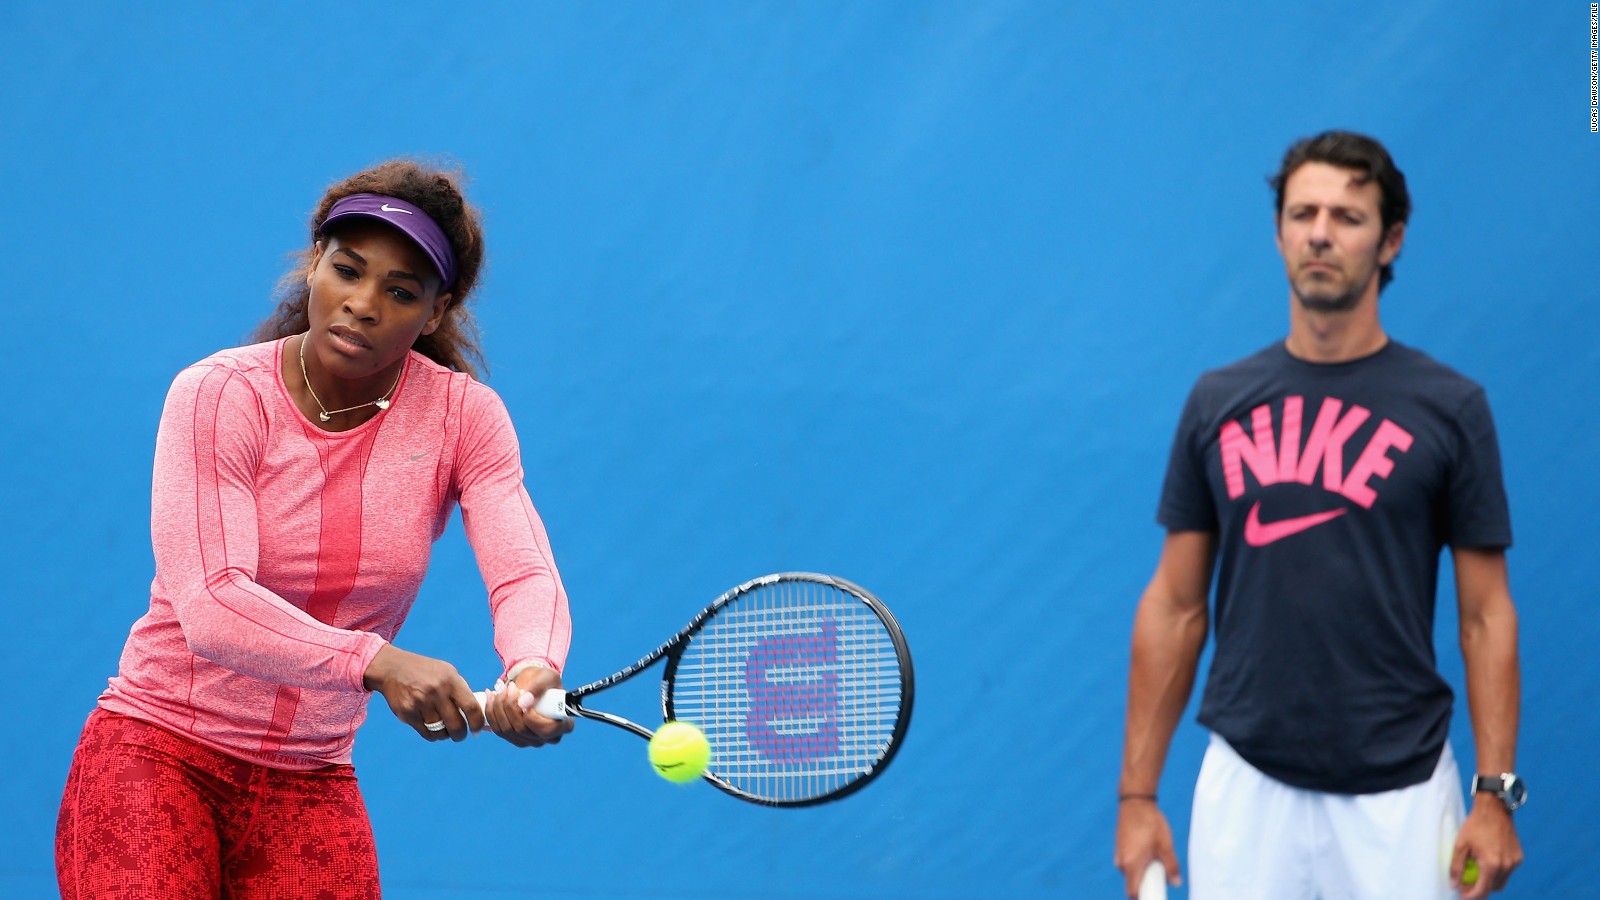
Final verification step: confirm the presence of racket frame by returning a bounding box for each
[555,571,915,807]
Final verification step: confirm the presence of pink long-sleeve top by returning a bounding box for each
[98,338,571,770]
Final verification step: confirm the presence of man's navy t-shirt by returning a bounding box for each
[1158,340,1512,794]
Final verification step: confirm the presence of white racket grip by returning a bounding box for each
[1137,860,1167,900]
[533,688,567,719]
[470,687,568,718]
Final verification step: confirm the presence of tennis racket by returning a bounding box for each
[474,572,914,807]
[1138,861,1167,900]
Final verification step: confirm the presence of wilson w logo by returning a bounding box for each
[744,618,840,762]
[1219,396,1413,509]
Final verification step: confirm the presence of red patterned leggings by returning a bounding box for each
[56,709,380,899]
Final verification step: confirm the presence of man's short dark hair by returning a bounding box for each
[1270,130,1411,291]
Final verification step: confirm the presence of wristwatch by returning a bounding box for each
[1471,772,1528,811]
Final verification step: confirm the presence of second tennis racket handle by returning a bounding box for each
[1138,860,1167,900]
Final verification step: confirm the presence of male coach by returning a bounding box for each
[1112,131,1525,899]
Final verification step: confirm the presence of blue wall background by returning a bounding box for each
[4,3,1596,897]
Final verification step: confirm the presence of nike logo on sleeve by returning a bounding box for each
[1243,502,1348,546]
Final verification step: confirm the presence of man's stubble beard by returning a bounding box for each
[1293,281,1364,312]
[1291,261,1380,313]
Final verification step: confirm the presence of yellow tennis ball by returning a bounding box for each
[1461,858,1479,886]
[648,721,710,784]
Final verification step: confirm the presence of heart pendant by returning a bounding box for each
[318,412,331,422]
[375,399,390,410]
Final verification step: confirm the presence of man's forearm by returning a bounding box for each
[1455,547,1521,780]
[1120,598,1208,794]
[1462,609,1520,777]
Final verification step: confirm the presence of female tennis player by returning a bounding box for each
[55,160,573,898]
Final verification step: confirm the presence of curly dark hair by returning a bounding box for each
[1269,130,1411,292]
[251,159,488,378]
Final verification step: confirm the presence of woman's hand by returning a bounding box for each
[364,644,485,742]
[483,665,575,748]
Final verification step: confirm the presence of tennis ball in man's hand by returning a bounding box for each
[1461,858,1479,886]
[648,721,710,784]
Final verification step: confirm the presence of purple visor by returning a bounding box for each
[319,193,457,288]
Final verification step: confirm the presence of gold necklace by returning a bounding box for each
[297,333,403,423]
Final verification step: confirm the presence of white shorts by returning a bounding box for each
[1188,733,1466,900]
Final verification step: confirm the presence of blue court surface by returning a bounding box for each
[3,3,1595,897]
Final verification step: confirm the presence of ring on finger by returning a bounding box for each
[424,720,446,732]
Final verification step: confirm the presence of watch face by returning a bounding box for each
[1505,775,1527,808]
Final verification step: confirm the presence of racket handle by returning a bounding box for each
[534,688,567,719]
[469,687,569,719]
[1137,860,1167,900]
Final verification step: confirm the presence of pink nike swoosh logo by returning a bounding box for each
[1243,502,1348,547]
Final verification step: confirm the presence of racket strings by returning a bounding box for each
[669,578,905,803]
